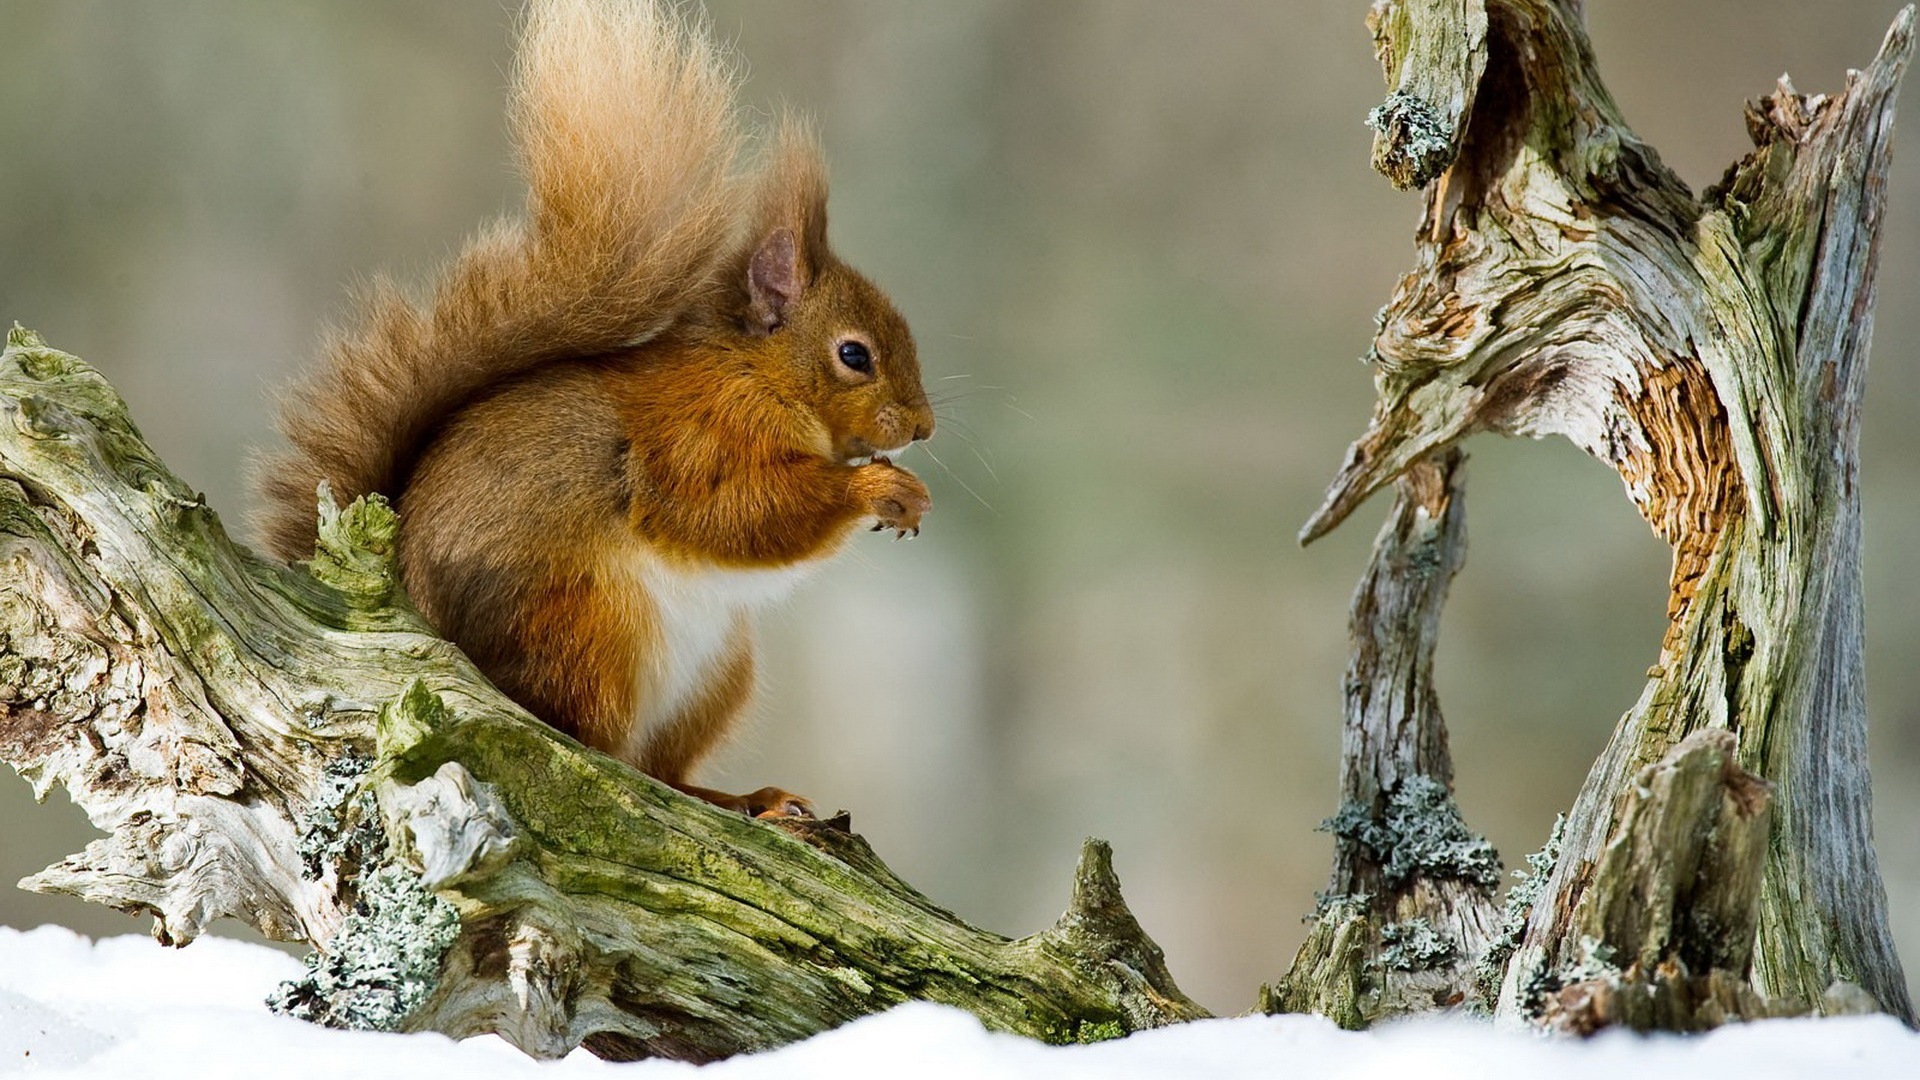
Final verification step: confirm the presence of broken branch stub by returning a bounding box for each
[1364,0,1490,189]
[1537,730,1777,1034]
[1307,0,1916,1030]
[0,327,1206,1060]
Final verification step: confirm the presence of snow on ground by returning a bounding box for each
[3,925,1917,1079]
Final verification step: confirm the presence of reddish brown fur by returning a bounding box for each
[254,0,932,815]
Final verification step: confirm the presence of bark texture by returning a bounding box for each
[0,326,1205,1060]
[1263,450,1501,1027]
[1303,0,1917,1031]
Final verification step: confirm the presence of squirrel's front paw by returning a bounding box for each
[856,459,931,538]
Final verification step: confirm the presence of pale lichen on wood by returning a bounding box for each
[1321,776,1500,892]
[1365,0,1489,188]
[1471,814,1562,1008]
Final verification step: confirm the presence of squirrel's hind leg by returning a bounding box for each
[631,620,815,820]
[672,782,814,820]
[506,565,651,756]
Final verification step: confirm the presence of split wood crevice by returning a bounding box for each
[3,0,1915,1059]
[1278,0,1916,1033]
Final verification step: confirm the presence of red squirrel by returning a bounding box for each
[252,0,933,819]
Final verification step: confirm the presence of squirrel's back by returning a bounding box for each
[254,0,755,560]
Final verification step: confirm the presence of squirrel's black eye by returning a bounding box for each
[836,340,874,375]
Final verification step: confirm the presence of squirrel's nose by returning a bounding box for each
[912,416,934,442]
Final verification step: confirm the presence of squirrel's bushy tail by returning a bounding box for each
[254,0,751,560]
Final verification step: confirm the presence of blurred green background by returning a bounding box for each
[4,1,1918,1014]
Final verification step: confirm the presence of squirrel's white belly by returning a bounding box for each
[619,553,816,749]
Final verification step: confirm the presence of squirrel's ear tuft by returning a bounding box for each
[742,114,830,333]
[748,227,804,332]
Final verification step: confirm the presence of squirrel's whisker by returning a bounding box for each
[918,442,996,514]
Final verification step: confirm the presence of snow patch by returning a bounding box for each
[4,925,1919,1079]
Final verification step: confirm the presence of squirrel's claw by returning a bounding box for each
[746,788,815,820]
[752,791,814,814]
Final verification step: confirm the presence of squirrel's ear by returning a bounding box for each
[744,116,830,334]
[748,227,805,333]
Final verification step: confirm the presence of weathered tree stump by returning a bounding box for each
[0,326,1205,1060]
[1294,0,1917,1032]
